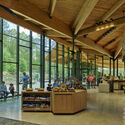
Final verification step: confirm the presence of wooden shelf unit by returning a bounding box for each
[21,91,52,111]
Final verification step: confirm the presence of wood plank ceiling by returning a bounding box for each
[0,0,125,67]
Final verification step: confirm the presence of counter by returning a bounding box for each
[113,80,125,90]
[52,90,87,114]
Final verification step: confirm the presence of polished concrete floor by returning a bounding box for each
[0,88,125,125]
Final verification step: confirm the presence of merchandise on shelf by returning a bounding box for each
[22,103,50,108]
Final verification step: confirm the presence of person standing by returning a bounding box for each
[21,72,30,90]
[109,75,114,92]
[119,73,123,80]
[53,80,59,88]
[91,74,96,88]
[86,75,90,89]
[97,72,102,86]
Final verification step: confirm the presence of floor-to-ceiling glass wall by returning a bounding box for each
[44,37,49,89]
[3,20,17,90]
[0,18,80,94]
[32,32,40,89]
[51,40,56,85]
[19,26,30,93]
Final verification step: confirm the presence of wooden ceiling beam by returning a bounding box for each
[95,27,116,43]
[0,0,72,38]
[100,0,125,21]
[95,0,125,43]
[114,40,123,59]
[114,32,125,59]
[78,0,125,37]
[46,30,70,38]
[0,0,113,57]
[0,5,77,52]
[0,7,42,34]
[72,0,99,34]
[48,37,79,51]
[77,16,125,36]
[0,6,76,51]
[76,37,112,57]
[96,25,124,44]
[103,38,117,48]
[81,48,104,56]
[49,0,57,18]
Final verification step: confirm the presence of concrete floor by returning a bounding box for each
[0,88,125,125]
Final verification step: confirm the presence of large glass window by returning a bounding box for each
[51,40,56,84]
[3,35,17,62]
[0,18,77,93]
[2,20,17,91]
[32,65,40,89]
[32,32,40,89]
[32,43,40,65]
[3,20,17,37]
[45,37,50,88]
[3,63,16,89]
[19,46,30,93]
[20,26,30,41]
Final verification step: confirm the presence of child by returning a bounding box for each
[47,83,52,91]
[9,83,14,97]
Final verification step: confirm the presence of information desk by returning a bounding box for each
[113,80,125,90]
[21,90,87,114]
[52,90,87,114]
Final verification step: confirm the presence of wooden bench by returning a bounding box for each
[0,91,19,99]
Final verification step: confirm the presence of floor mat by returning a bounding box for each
[0,117,40,125]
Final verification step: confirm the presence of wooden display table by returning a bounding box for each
[52,90,87,114]
[21,90,87,114]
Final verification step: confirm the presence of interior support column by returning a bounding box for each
[29,31,32,88]
[62,45,64,82]
[72,36,75,77]
[67,47,70,80]
[76,50,80,80]
[94,55,96,77]
[94,55,96,84]
[116,59,118,77]
[56,42,58,80]
[16,25,19,91]
[113,58,115,77]
[49,39,51,83]
[87,54,89,75]
[40,35,43,88]
[90,61,92,75]
[102,56,104,76]
[109,58,111,75]
[40,33,45,88]
[0,19,3,84]
[42,33,45,88]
